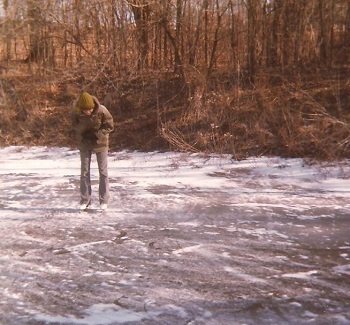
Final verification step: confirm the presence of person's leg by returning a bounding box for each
[80,150,92,206]
[96,149,110,205]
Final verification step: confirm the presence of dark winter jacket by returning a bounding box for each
[71,96,114,153]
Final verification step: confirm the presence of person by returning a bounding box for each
[71,92,114,211]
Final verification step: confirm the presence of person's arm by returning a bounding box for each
[70,107,79,127]
[97,106,114,137]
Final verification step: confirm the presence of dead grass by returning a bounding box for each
[162,68,350,160]
[1,63,350,160]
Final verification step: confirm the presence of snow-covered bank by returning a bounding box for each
[0,146,349,324]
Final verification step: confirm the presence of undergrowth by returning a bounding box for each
[1,62,350,160]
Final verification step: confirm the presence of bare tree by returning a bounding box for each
[25,0,53,65]
[128,0,150,69]
[246,0,258,80]
[0,0,348,78]
[207,0,230,74]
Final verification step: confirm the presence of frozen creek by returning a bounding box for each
[0,146,349,325]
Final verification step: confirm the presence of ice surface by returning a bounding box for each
[0,146,350,324]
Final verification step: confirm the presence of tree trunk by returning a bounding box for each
[318,0,327,64]
[208,0,229,75]
[26,0,46,63]
[189,0,208,66]
[247,0,258,81]
[130,0,149,69]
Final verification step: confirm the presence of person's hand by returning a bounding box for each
[95,130,107,144]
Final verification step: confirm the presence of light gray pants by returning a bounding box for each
[80,149,109,205]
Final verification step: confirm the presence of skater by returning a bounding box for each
[71,92,114,211]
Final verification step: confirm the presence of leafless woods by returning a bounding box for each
[1,0,348,79]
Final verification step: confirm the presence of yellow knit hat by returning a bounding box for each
[77,92,94,109]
